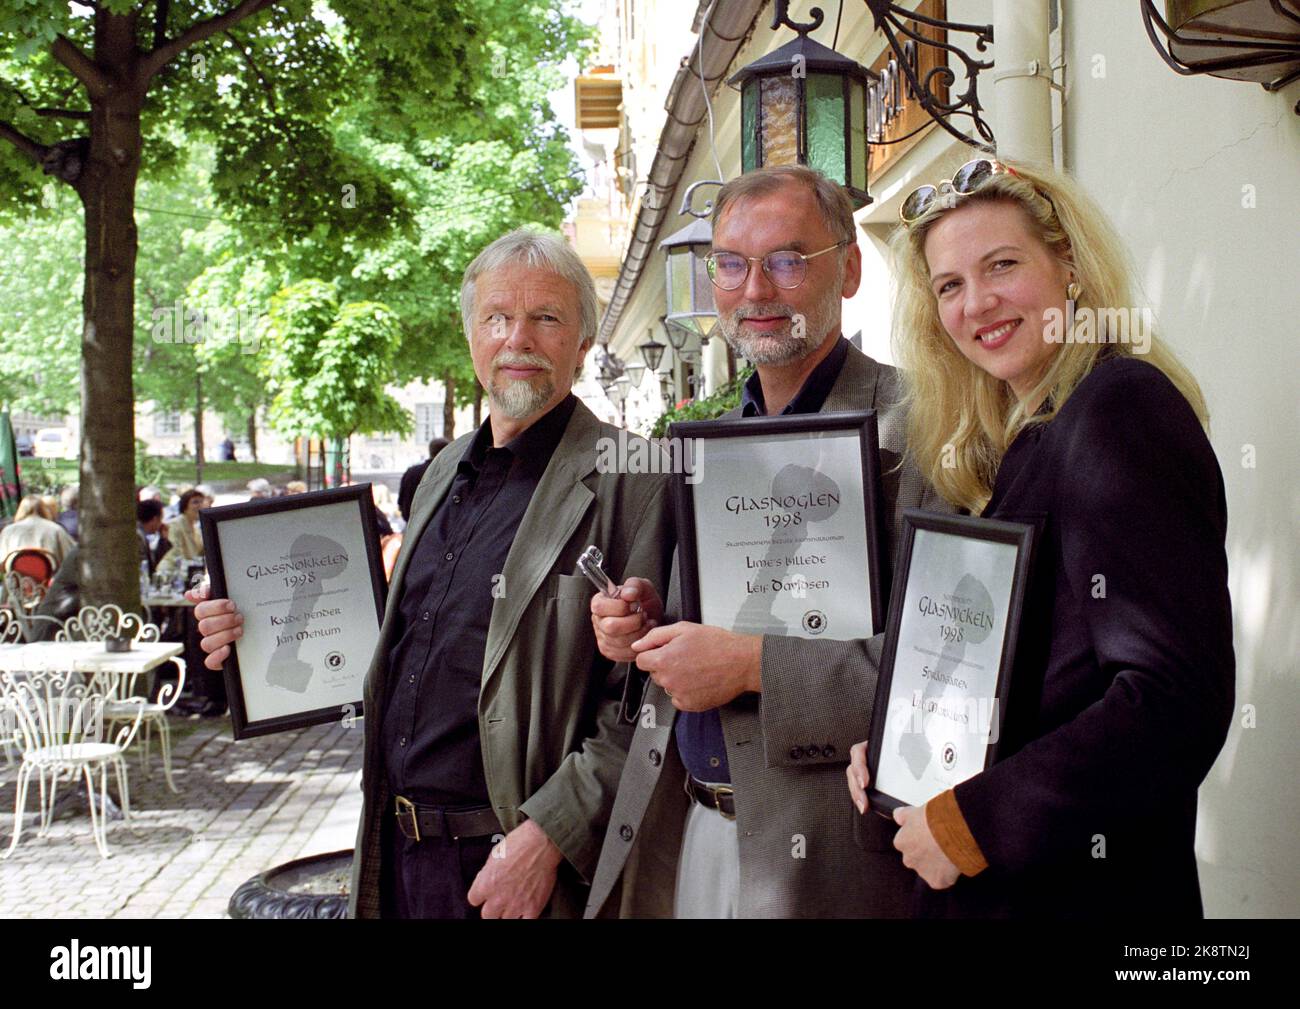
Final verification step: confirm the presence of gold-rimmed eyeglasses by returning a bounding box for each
[705,241,850,291]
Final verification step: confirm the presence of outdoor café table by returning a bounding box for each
[0,640,183,677]
[0,640,183,819]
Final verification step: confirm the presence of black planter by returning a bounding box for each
[228,849,352,919]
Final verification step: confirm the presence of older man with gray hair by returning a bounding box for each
[194,228,674,918]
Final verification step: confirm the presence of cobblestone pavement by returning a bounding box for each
[0,714,363,918]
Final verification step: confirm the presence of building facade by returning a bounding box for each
[579,0,1300,917]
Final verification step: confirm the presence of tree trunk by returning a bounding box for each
[443,369,456,440]
[247,410,259,462]
[194,369,205,484]
[473,384,483,429]
[76,16,146,610]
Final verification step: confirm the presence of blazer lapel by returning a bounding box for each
[384,444,463,626]
[479,402,600,691]
[822,341,881,413]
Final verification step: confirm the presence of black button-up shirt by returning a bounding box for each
[676,336,850,785]
[383,394,578,807]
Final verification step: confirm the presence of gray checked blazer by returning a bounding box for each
[584,342,954,918]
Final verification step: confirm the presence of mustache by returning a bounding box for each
[493,352,554,373]
[731,303,795,321]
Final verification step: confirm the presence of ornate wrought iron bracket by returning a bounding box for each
[771,0,827,36]
[679,178,725,219]
[863,0,996,151]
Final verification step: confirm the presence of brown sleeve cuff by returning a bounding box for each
[925,789,989,877]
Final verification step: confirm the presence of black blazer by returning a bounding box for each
[923,355,1235,918]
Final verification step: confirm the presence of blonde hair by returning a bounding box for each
[13,495,47,522]
[890,158,1209,513]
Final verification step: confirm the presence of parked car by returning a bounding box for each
[15,434,34,457]
[32,427,76,460]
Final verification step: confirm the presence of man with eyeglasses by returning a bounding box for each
[584,165,950,918]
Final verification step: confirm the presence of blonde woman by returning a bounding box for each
[846,158,1234,917]
[0,494,75,569]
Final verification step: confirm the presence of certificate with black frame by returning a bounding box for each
[865,509,1035,815]
[670,411,887,641]
[199,485,386,740]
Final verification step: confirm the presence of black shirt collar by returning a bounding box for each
[740,335,850,417]
[462,392,578,475]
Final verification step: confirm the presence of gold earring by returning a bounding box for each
[1066,281,1081,304]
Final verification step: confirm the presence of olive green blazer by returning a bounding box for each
[349,400,675,918]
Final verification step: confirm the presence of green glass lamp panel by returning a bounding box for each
[742,80,759,172]
[806,73,846,184]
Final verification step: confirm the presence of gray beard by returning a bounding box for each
[489,375,556,419]
[717,284,842,366]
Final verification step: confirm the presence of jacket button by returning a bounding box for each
[789,746,804,760]
[822,744,836,758]
[648,748,661,766]
[807,744,820,757]
[619,824,633,842]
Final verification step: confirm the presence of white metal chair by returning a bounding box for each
[56,604,185,792]
[2,669,144,859]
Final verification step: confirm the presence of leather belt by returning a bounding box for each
[684,775,736,821]
[394,796,502,842]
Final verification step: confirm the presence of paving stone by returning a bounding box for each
[0,719,362,918]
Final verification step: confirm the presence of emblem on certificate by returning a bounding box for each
[669,411,888,639]
[200,485,387,739]
[865,510,1036,813]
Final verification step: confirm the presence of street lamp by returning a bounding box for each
[659,217,719,347]
[639,333,666,372]
[625,363,646,388]
[729,4,877,208]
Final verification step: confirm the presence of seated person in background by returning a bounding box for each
[138,498,172,575]
[0,494,75,571]
[165,489,206,562]
[57,485,79,539]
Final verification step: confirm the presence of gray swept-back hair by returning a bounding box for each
[460,227,598,347]
[712,164,856,244]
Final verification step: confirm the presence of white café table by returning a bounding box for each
[0,640,183,676]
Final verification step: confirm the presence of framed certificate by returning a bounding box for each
[669,411,887,641]
[865,510,1035,814]
[200,485,387,740]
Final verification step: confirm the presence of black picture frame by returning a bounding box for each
[200,484,387,740]
[669,410,888,637]
[865,509,1036,815]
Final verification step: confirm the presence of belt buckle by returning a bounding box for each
[712,785,736,821]
[395,795,420,842]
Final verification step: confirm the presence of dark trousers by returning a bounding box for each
[380,812,496,919]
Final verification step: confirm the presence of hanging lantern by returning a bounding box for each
[639,334,666,372]
[659,218,718,347]
[625,363,646,387]
[728,29,876,208]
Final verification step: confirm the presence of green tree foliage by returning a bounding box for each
[264,279,409,443]
[0,0,590,606]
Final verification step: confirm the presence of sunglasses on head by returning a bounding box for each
[899,158,1020,226]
